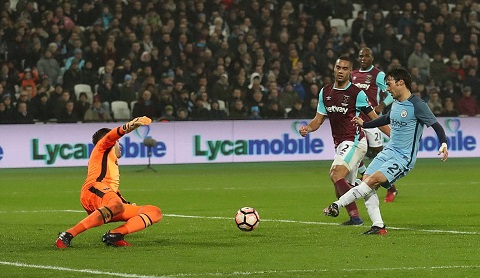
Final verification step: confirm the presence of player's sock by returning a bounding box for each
[364,190,384,228]
[388,184,397,193]
[335,182,373,208]
[334,179,359,218]
[358,161,366,176]
[67,208,110,237]
[111,206,162,235]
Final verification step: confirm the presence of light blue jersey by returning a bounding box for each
[385,94,437,167]
[365,94,438,186]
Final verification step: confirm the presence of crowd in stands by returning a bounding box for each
[0,0,480,124]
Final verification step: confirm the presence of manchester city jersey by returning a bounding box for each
[386,94,437,167]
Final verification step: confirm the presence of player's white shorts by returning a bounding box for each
[363,127,383,148]
[332,138,367,184]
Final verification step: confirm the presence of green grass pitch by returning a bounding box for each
[1,158,480,277]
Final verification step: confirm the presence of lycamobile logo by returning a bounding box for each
[419,118,476,151]
[32,137,166,165]
[194,133,324,160]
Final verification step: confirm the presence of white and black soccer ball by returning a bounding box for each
[235,207,260,232]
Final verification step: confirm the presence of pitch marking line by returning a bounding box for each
[1,210,479,235]
[1,261,480,278]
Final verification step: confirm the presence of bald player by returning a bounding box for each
[352,47,398,202]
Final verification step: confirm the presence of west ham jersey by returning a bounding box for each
[317,82,372,147]
[352,65,393,120]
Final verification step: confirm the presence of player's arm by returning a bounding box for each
[99,116,153,150]
[375,72,394,114]
[299,88,326,137]
[122,116,152,133]
[364,109,391,137]
[353,113,390,129]
[412,98,448,161]
[300,112,326,137]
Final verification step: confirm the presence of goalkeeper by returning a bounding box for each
[56,117,162,248]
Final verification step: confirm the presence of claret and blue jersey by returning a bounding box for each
[317,82,372,147]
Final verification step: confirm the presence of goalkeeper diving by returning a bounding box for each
[56,116,163,248]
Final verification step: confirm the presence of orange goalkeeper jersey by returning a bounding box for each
[82,127,126,193]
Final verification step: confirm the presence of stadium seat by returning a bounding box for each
[346,18,355,32]
[353,3,362,11]
[74,84,93,103]
[130,100,137,111]
[111,101,131,121]
[329,18,348,35]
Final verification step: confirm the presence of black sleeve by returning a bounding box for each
[362,113,390,128]
[360,105,374,115]
[431,122,447,144]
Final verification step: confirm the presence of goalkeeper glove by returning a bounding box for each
[122,116,152,133]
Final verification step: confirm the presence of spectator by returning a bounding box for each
[97,74,121,107]
[407,42,430,82]
[190,97,210,121]
[19,68,39,98]
[457,86,480,117]
[119,74,137,108]
[210,73,230,102]
[158,105,176,122]
[33,92,52,123]
[0,95,15,123]
[13,102,34,124]
[74,92,91,121]
[287,99,306,119]
[132,90,160,119]
[176,107,190,121]
[63,59,83,93]
[208,101,228,120]
[264,101,285,119]
[441,98,459,117]
[57,100,79,123]
[37,50,61,85]
[427,89,443,112]
[65,49,85,70]
[229,99,248,120]
[84,97,112,122]
[81,61,98,90]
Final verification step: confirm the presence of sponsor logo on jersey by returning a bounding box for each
[326,105,349,114]
[354,83,371,91]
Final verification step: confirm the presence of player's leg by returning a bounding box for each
[330,139,367,225]
[365,127,398,202]
[102,204,162,247]
[56,189,124,248]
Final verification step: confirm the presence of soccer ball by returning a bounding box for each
[235,207,260,232]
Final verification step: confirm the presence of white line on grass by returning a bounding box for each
[1,261,480,278]
[1,210,480,235]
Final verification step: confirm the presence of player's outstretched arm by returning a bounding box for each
[122,116,152,133]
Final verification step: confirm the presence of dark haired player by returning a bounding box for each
[324,68,448,234]
[56,116,162,248]
[299,57,390,226]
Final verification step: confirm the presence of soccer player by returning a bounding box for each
[299,56,390,226]
[55,116,163,248]
[323,68,449,234]
[352,47,398,202]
